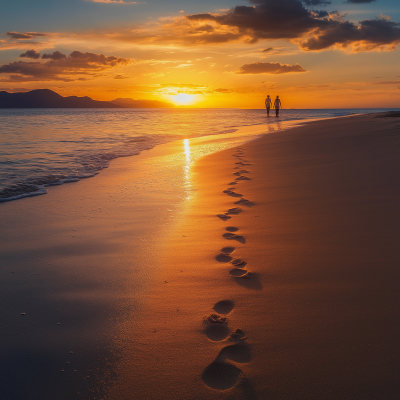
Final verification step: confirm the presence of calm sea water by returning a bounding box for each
[0,108,396,201]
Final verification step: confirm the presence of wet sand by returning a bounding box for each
[1,113,399,399]
[109,113,400,399]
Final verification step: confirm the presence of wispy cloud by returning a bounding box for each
[236,62,307,74]
[0,50,132,82]
[4,31,47,39]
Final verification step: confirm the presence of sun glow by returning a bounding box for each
[170,93,197,106]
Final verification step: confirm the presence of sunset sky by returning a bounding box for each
[1,0,399,108]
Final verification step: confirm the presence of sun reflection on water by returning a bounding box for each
[183,139,191,191]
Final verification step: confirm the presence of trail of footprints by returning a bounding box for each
[201,147,257,391]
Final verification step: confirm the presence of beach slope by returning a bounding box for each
[111,113,400,399]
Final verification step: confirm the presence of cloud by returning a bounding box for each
[302,0,331,5]
[20,49,41,59]
[114,74,130,79]
[181,0,400,52]
[4,31,47,40]
[0,50,131,82]
[374,80,400,85]
[42,51,67,60]
[345,0,375,3]
[236,62,307,74]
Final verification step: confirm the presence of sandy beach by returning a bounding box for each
[1,113,399,399]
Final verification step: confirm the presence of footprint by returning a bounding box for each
[217,214,232,221]
[223,232,237,239]
[222,233,246,244]
[238,170,249,174]
[229,268,248,277]
[234,198,255,207]
[223,190,243,198]
[203,314,230,341]
[202,361,243,390]
[225,227,239,232]
[235,176,251,181]
[215,253,233,262]
[230,258,247,268]
[228,181,237,185]
[221,247,235,254]
[235,162,252,166]
[229,329,247,342]
[202,338,251,390]
[226,207,243,215]
[216,343,252,364]
[213,300,234,315]
[233,273,263,290]
[233,172,241,176]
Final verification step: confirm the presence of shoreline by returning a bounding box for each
[1,108,397,204]
[1,112,399,399]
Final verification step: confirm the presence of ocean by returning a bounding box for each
[0,108,396,202]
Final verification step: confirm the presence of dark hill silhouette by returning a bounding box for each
[0,89,175,108]
[111,98,174,108]
[0,89,120,108]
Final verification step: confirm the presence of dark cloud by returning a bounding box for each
[184,0,400,52]
[236,61,307,74]
[20,49,41,59]
[374,80,400,84]
[345,0,376,3]
[5,31,46,39]
[42,51,67,60]
[114,74,129,79]
[0,51,131,82]
[300,17,400,51]
[302,0,331,5]
[262,47,273,52]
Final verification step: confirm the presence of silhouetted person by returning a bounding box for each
[265,95,272,116]
[274,95,282,117]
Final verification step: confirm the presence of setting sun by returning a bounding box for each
[169,93,197,106]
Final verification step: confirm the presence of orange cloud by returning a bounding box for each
[236,62,307,74]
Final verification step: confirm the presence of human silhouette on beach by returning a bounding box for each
[265,95,272,116]
[274,96,282,117]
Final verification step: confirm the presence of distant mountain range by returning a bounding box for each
[0,89,175,108]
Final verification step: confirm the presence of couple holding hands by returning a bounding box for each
[265,95,282,117]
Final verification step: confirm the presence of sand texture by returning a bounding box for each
[1,113,399,399]
[109,113,400,399]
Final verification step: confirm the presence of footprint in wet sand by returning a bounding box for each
[223,189,243,198]
[223,232,246,244]
[229,257,248,277]
[235,161,252,166]
[202,331,251,390]
[228,181,238,185]
[215,247,235,262]
[233,172,241,176]
[203,314,230,341]
[229,268,248,277]
[217,208,243,220]
[216,214,232,221]
[213,300,234,315]
[225,226,239,232]
[230,258,247,268]
[234,198,255,207]
[203,300,235,341]
[235,176,251,181]
[238,170,250,174]
[226,207,243,215]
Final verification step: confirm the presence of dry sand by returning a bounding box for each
[109,113,400,399]
[1,113,399,399]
